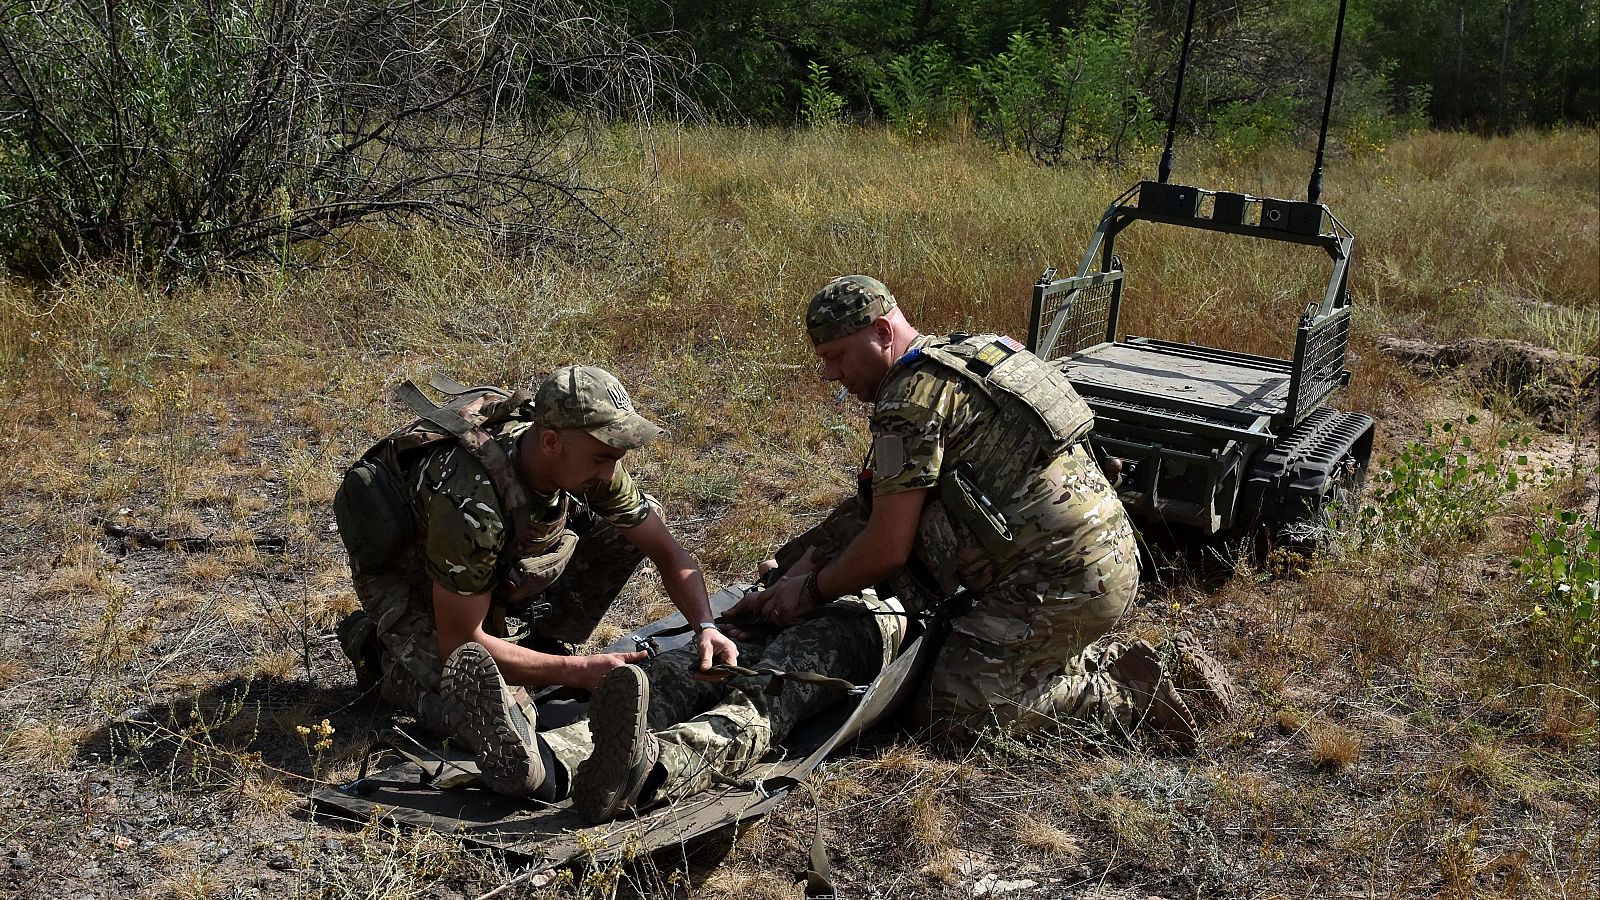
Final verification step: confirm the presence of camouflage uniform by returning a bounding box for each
[336,368,661,742]
[341,422,655,737]
[796,276,1173,743]
[542,594,901,802]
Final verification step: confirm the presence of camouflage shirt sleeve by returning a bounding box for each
[584,466,650,528]
[415,446,507,596]
[870,367,951,496]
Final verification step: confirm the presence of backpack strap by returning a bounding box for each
[394,380,534,553]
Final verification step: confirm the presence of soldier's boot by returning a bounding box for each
[334,610,383,692]
[441,642,552,798]
[571,664,660,824]
[1111,640,1199,752]
[1161,631,1239,727]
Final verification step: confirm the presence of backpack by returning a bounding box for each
[334,376,536,575]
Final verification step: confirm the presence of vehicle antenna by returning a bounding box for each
[1308,0,1350,204]
[1157,0,1200,184]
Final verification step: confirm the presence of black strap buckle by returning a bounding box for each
[631,634,661,660]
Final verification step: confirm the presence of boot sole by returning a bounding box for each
[443,643,544,795]
[573,664,652,823]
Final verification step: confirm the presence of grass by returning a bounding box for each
[0,125,1595,898]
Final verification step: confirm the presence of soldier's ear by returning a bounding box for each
[872,316,894,346]
[537,425,561,455]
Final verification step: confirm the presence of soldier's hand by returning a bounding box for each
[761,574,819,626]
[567,650,649,692]
[724,585,776,639]
[729,575,816,633]
[691,627,739,682]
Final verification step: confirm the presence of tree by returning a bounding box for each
[0,0,692,276]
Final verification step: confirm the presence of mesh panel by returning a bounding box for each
[1037,273,1119,362]
[1293,311,1350,421]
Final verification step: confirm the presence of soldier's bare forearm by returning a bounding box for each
[815,488,928,600]
[662,565,714,623]
[471,632,595,687]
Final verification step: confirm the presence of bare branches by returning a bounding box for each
[0,0,697,276]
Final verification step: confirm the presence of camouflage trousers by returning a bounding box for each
[780,495,1154,742]
[542,595,901,802]
[336,509,649,738]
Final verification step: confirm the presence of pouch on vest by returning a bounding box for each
[334,460,412,574]
[496,529,581,606]
[938,462,1014,559]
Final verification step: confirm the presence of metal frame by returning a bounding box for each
[1025,181,1360,534]
[1038,181,1356,430]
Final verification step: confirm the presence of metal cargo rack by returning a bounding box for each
[1026,182,1361,534]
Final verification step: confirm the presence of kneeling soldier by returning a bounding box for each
[727,276,1236,748]
[333,366,737,799]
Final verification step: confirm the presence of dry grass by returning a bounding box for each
[1015,818,1082,858]
[1306,722,1364,770]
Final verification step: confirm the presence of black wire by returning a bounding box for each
[1309,0,1350,204]
[1159,0,1201,184]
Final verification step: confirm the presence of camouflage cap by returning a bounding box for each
[532,366,664,450]
[806,275,897,346]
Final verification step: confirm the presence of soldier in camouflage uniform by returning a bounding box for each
[721,275,1236,748]
[334,366,739,799]
[555,590,903,823]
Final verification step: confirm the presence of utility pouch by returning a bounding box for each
[496,529,580,606]
[334,460,412,574]
[937,462,1014,559]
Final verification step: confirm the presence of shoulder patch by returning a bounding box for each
[873,434,907,478]
[975,342,1013,367]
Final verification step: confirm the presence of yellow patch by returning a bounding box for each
[975,343,1011,367]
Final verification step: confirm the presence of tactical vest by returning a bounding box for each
[900,333,1095,558]
[333,376,576,605]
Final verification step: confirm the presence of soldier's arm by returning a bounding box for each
[731,488,927,628]
[433,584,645,691]
[619,509,739,670]
[815,487,927,598]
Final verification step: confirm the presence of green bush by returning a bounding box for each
[800,62,847,126]
[1356,418,1529,558]
[966,9,1156,164]
[1213,91,1302,157]
[1519,507,1600,669]
[867,45,957,136]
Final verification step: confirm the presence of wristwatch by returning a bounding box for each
[695,621,719,633]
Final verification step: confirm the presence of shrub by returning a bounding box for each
[0,0,684,276]
[1519,506,1600,669]
[1355,418,1528,558]
[800,61,846,127]
[867,45,957,137]
[966,9,1157,165]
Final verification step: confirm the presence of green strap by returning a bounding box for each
[394,380,534,553]
[703,663,860,695]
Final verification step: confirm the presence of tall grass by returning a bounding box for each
[0,127,1594,572]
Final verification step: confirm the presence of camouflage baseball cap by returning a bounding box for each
[806,275,897,346]
[532,366,664,450]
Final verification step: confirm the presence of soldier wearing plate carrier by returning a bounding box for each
[334,365,901,819]
[567,277,1240,825]
[730,275,1237,745]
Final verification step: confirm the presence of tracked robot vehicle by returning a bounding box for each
[1027,0,1374,545]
